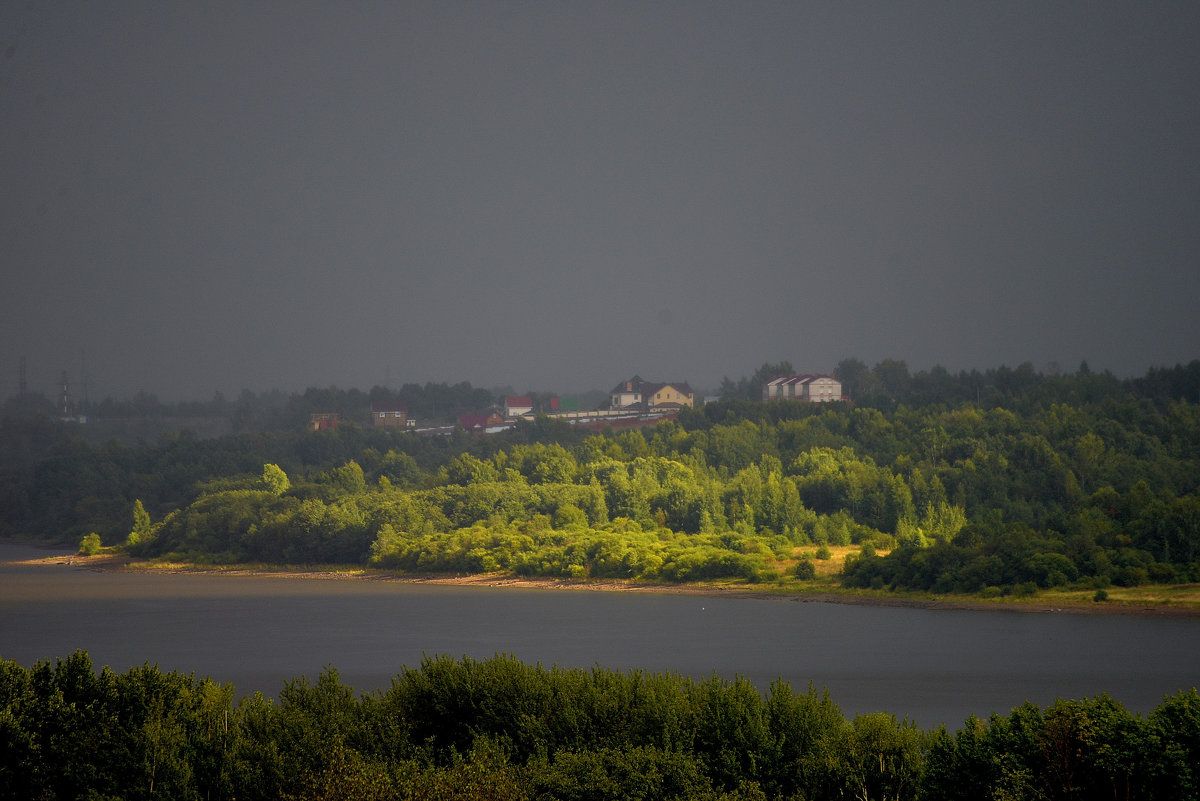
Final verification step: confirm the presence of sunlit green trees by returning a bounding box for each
[6,361,1199,595]
[125,395,1200,592]
[262,463,290,496]
[78,531,101,555]
[126,498,152,546]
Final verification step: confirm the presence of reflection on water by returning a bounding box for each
[2,543,1198,728]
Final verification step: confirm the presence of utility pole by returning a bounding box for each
[80,347,89,407]
[59,371,71,417]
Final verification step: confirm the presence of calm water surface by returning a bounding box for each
[2,543,1197,728]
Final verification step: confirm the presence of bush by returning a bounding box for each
[1113,567,1148,587]
[815,544,832,560]
[1011,582,1038,598]
[1148,562,1177,584]
[795,559,816,580]
[1093,589,1109,602]
[78,532,101,556]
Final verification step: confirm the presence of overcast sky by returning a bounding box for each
[2,2,1197,402]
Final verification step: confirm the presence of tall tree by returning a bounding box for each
[873,359,911,399]
[835,358,870,400]
[262,463,290,496]
[127,499,151,546]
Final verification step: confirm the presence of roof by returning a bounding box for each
[610,375,644,394]
[767,374,836,386]
[505,396,533,407]
[655,381,694,396]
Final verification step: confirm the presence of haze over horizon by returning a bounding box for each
[3,3,1197,402]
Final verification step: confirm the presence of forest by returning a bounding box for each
[2,359,1199,597]
[3,650,1198,800]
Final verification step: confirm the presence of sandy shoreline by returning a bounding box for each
[7,545,1200,618]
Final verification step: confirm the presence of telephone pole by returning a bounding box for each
[59,371,71,417]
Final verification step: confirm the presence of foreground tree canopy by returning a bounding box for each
[2,360,1199,595]
[1,651,1198,800]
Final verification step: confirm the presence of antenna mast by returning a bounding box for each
[59,371,71,417]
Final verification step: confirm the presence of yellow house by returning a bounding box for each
[646,381,694,409]
[610,376,694,411]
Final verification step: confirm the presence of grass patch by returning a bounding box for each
[108,548,1200,613]
[1036,583,1200,610]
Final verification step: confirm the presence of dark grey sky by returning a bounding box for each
[3,2,1197,401]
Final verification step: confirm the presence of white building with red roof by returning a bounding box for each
[503,396,534,418]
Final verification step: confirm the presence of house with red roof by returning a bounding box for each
[458,411,506,432]
[310,412,339,430]
[503,396,534,418]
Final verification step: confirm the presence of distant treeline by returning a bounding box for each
[721,358,1200,407]
[2,651,1197,800]
[7,358,1200,430]
[2,380,498,431]
[2,360,1200,595]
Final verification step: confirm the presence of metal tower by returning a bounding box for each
[59,371,71,417]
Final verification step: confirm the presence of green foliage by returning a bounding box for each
[923,693,1187,800]
[843,712,927,801]
[719,360,794,401]
[4,651,1198,801]
[0,651,236,800]
[896,502,967,549]
[78,531,101,555]
[327,460,366,495]
[126,498,152,547]
[527,744,710,800]
[4,362,1200,596]
[262,463,290,495]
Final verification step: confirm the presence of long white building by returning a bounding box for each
[763,374,844,402]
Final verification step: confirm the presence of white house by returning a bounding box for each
[763,374,843,403]
[503,396,534,418]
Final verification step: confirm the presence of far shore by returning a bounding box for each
[6,542,1200,619]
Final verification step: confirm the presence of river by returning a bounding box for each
[2,543,1197,729]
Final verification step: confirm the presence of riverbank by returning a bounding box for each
[7,542,1200,618]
